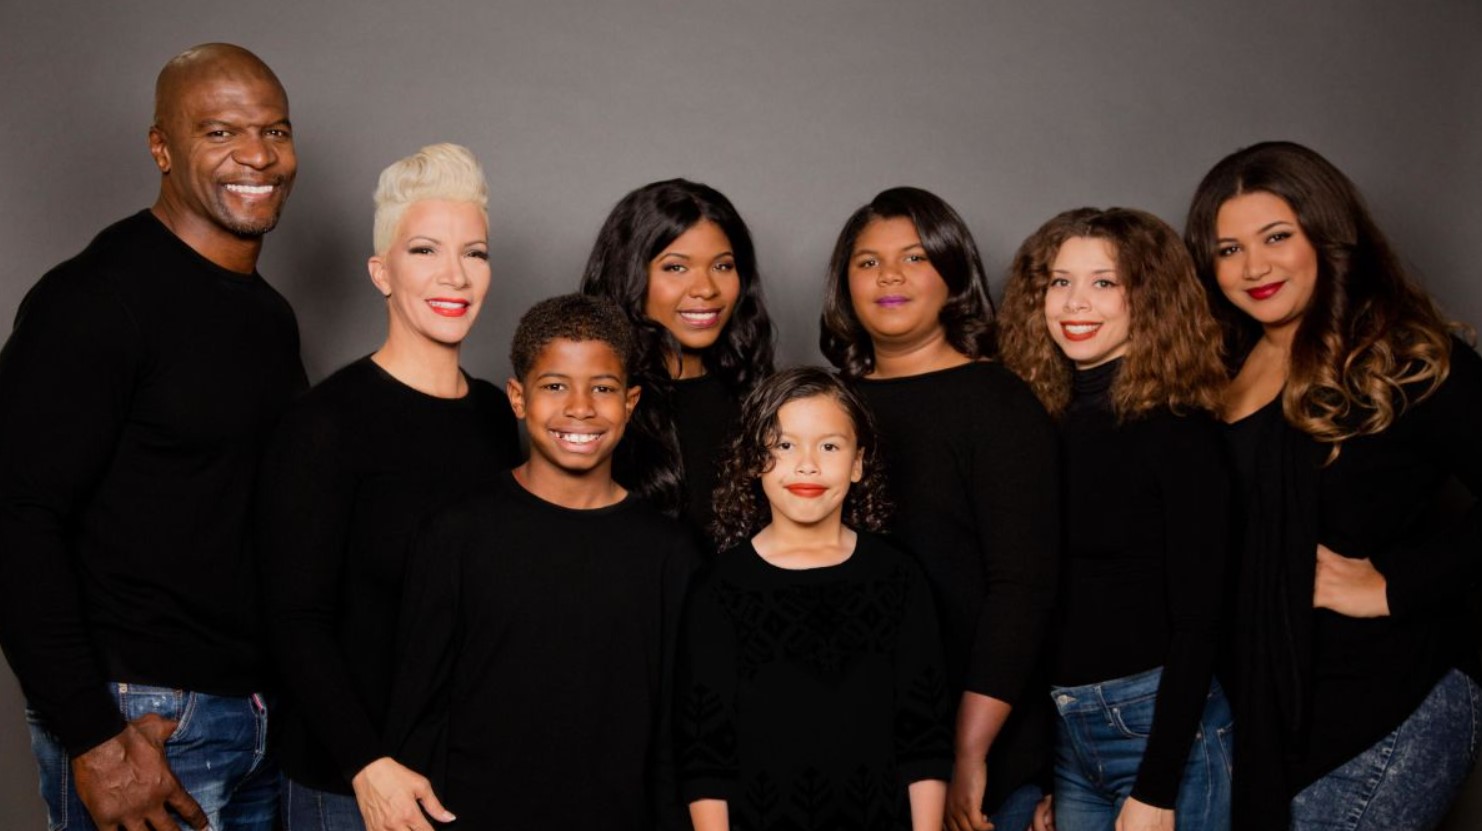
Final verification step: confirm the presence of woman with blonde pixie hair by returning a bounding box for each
[259,143,521,831]
[999,208,1233,831]
[1186,140,1482,830]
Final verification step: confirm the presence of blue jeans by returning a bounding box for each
[1050,667,1232,831]
[990,782,1046,831]
[282,777,366,831]
[26,682,276,830]
[1290,668,1481,831]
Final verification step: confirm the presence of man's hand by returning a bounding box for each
[946,757,994,831]
[352,756,455,831]
[1031,794,1054,831]
[71,714,208,830]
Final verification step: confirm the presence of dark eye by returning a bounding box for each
[775,440,793,451]
[1093,278,1118,289]
[1216,245,1240,258]
[467,249,489,260]
[855,258,877,269]
[714,261,735,272]
[265,128,292,139]
[905,254,928,263]
[1048,277,1070,288]
[662,263,687,274]
[410,246,435,255]
[541,382,566,392]
[1266,231,1291,244]
[822,442,840,452]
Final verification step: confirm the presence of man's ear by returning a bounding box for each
[506,378,526,419]
[148,125,171,174]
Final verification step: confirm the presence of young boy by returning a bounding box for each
[384,293,698,829]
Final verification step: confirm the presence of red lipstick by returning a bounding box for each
[784,484,827,498]
[1246,282,1284,301]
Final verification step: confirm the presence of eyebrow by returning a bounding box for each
[854,243,925,257]
[1218,220,1296,242]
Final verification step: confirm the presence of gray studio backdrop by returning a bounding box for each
[2,0,1479,826]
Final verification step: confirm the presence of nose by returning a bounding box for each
[686,269,720,299]
[232,131,278,170]
[438,251,472,289]
[565,387,596,418]
[877,262,904,285]
[795,446,820,475]
[1243,247,1271,281]
[1063,284,1090,312]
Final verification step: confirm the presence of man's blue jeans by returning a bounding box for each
[1050,666,1232,831]
[1290,667,1481,831]
[281,776,366,831]
[26,682,276,830]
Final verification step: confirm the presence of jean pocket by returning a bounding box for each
[1108,692,1158,738]
[112,683,197,741]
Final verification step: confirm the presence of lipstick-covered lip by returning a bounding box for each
[1246,281,1284,300]
[1058,321,1102,342]
[784,483,827,498]
[874,295,909,308]
[676,307,726,329]
[427,297,472,317]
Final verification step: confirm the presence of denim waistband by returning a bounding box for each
[1050,665,1164,715]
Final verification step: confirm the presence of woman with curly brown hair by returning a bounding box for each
[676,367,952,831]
[998,207,1233,831]
[1186,140,1482,830]
[819,187,1060,831]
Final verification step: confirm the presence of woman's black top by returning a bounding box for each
[1222,338,1482,827]
[1051,360,1231,808]
[672,373,741,543]
[855,361,1060,812]
[677,532,953,830]
[384,471,699,829]
[257,357,520,791]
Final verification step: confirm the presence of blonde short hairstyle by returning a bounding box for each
[372,143,488,255]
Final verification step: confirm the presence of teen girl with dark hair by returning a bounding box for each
[998,207,1233,831]
[820,187,1060,831]
[1186,140,1482,830]
[679,367,952,830]
[581,179,775,529]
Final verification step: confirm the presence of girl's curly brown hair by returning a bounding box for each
[998,207,1227,420]
[709,367,891,551]
[1185,141,1457,452]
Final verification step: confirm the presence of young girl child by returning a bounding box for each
[677,367,952,831]
[819,187,1059,831]
[997,207,1233,831]
[1185,141,1482,830]
[581,179,776,532]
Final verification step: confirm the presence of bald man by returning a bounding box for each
[0,43,306,830]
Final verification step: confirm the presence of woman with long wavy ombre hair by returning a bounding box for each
[1186,140,1482,830]
[998,208,1233,831]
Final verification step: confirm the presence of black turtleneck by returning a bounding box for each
[1051,360,1232,808]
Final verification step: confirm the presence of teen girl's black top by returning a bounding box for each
[1052,360,1231,808]
[1222,338,1482,828]
[671,372,741,541]
[855,361,1061,812]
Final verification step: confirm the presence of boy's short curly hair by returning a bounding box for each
[509,293,636,382]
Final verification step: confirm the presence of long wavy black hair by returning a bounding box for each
[1185,141,1456,452]
[711,367,891,551]
[580,179,776,516]
[819,187,997,379]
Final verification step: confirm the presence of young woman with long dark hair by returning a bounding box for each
[581,179,775,531]
[1186,140,1482,830]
